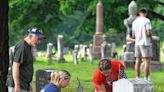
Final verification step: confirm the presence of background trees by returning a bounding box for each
[9,0,163,48]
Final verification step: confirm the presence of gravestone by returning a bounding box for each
[150,36,164,71]
[46,42,53,62]
[36,69,57,92]
[151,36,160,61]
[82,45,88,60]
[92,0,104,56]
[101,35,112,59]
[72,46,78,64]
[78,44,87,61]
[123,52,135,69]
[111,42,116,57]
[63,47,69,54]
[57,35,65,62]
[124,0,137,53]
[123,0,137,68]
[113,79,154,92]
[89,44,93,64]
[78,44,83,60]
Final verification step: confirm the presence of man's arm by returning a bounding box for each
[146,29,152,37]
[12,62,21,92]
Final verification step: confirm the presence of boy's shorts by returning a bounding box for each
[135,45,152,58]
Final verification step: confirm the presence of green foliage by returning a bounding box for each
[9,0,162,48]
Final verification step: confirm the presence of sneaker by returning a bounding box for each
[144,77,151,81]
[135,77,142,81]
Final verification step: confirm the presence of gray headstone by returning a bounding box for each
[123,52,135,62]
[151,36,160,61]
[57,35,65,62]
[46,43,53,61]
[113,79,154,92]
[111,42,116,57]
[101,42,112,59]
[89,44,93,64]
[72,49,78,64]
[36,69,57,92]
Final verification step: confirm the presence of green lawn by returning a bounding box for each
[32,54,164,92]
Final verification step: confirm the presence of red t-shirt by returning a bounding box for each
[93,60,125,92]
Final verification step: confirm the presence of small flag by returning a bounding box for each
[77,77,83,92]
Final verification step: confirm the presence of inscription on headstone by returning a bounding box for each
[36,69,56,92]
[113,79,154,92]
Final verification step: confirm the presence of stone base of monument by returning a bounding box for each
[113,78,154,92]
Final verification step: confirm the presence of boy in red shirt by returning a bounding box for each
[93,59,127,92]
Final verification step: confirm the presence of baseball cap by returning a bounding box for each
[27,27,46,39]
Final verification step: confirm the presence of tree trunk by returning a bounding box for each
[0,0,9,92]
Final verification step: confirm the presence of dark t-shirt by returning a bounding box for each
[6,40,34,90]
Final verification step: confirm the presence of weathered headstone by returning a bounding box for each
[78,44,87,61]
[113,79,154,92]
[82,45,88,60]
[151,36,160,61]
[101,35,112,59]
[89,44,93,64]
[92,0,104,56]
[124,0,137,53]
[123,52,135,69]
[150,36,164,71]
[111,42,116,57]
[36,69,57,92]
[46,42,53,62]
[123,52,135,62]
[57,35,65,62]
[78,44,83,60]
[72,46,78,64]
[63,47,69,54]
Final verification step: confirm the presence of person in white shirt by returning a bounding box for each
[132,8,152,81]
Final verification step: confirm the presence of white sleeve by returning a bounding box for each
[145,19,152,30]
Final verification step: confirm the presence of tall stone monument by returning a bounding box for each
[93,0,104,56]
[124,0,137,52]
[123,0,137,68]
[57,35,65,62]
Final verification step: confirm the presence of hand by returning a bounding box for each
[15,85,21,92]
[30,84,33,92]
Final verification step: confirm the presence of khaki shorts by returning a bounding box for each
[135,45,152,58]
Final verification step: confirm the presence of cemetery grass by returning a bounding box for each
[32,54,164,92]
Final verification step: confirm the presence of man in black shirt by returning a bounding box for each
[6,27,45,92]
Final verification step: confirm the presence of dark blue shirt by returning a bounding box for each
[43,83,60,92]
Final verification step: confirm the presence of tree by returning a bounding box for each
[0,0,9,91]
[8,0,162,47]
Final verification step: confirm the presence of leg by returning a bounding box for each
[143,57,151,79]
[141,45,152,80]
[134,45,142,78]
[135,57,142,78]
